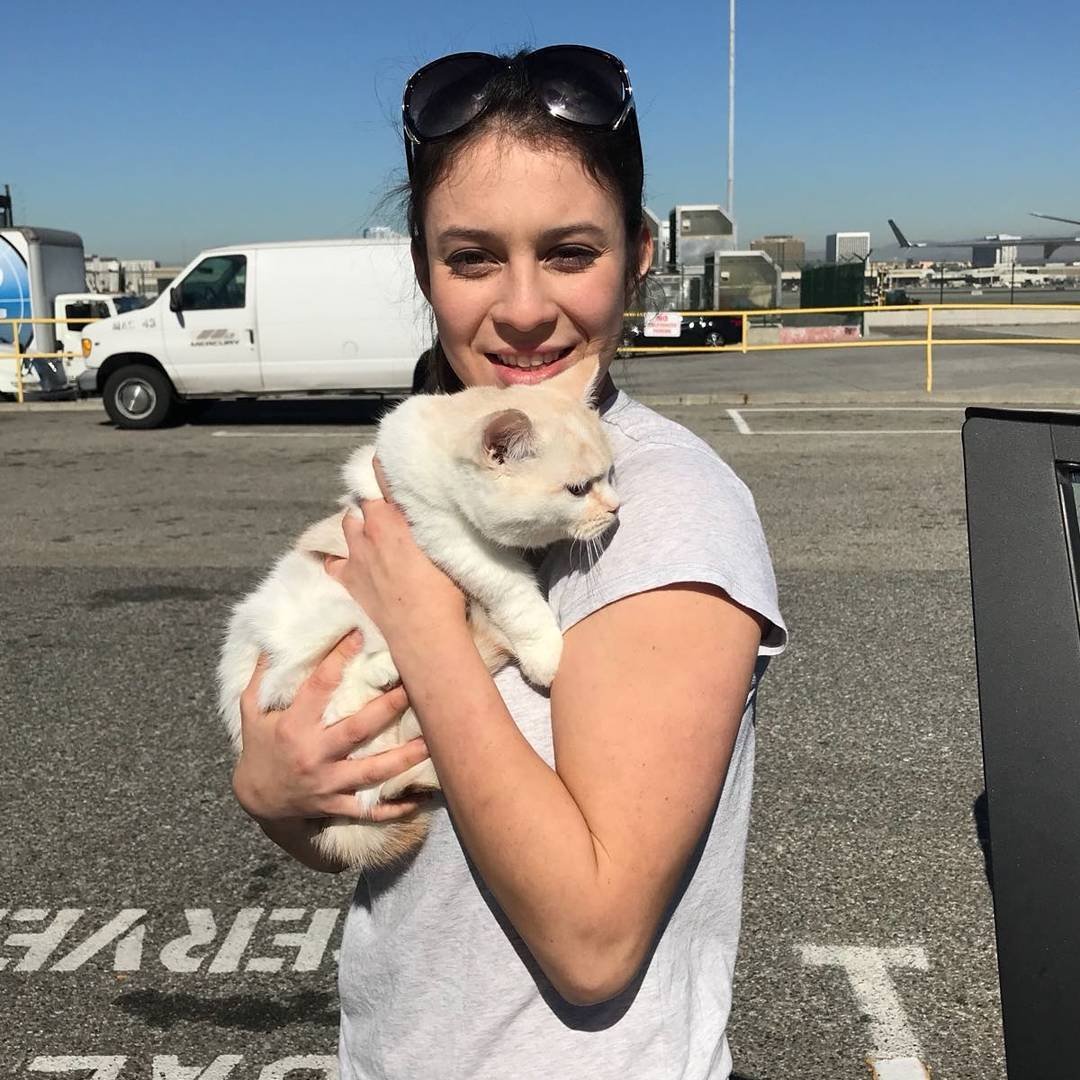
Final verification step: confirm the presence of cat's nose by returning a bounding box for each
[599,493,620,515]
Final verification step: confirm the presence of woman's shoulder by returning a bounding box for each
[551,392,786,652]
[601,392,756,511]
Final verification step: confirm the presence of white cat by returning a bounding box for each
[217,358,619,871]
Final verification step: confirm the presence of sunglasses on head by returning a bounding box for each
[402,45,638,179]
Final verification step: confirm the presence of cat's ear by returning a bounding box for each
[480,409,535,466]
[544,351,601,404]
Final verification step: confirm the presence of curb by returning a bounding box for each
[0,399,102,413]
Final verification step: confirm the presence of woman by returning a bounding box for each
[233,45,787,1079]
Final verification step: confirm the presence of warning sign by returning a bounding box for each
[643,312,683,338]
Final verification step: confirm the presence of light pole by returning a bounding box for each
[727,0,735,222]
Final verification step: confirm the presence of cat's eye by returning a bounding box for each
[565,480,593,497]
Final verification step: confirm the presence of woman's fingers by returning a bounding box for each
[330,736,430,793]
[319,792,433,822]
[325,684,410,757]
[239,653,271,729]
[291,629,364,716]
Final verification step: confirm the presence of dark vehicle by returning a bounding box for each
[882,288,920,306]
[622,313,743,349]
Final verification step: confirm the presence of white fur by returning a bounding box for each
[218,358,618,870]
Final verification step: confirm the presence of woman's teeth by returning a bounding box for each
[489,350,568,369]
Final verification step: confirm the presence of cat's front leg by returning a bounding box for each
[479,589,563,687]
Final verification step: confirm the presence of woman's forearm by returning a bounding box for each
[255,816,344,874]
[391,618,631,1003]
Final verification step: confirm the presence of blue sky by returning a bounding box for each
[8,0,1079,263]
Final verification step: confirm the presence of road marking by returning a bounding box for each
[726,408,753,434]
[26,1057,337,1080]
[799,944,930,1063]
[748,429,959,436]
[210,430,369,438]
[739,406,966,412]
[870,1058,932,1079]
[1,907,340,973]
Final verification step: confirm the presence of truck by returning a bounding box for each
[78,237,430,428]
[0,226,141,396]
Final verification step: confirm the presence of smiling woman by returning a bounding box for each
[231,45,787,1080]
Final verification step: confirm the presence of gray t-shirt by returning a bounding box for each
[338,390,787,1080]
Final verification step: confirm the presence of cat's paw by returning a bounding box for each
[515,623,564,687]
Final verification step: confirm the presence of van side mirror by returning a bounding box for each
[169,287,183,313]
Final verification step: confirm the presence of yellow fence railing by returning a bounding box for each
[619,303,1080,392]
[0,316,84,403]
[5,304,1080,403]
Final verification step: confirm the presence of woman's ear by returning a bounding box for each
[636,223,654,281]
[412,238,433,303]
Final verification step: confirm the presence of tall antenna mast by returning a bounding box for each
[727,0,735,221]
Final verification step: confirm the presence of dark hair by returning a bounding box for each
[402,48,648,394]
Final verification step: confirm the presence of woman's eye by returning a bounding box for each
[446,250,496,277]
[550,246,599,271]
[565,480,592,497]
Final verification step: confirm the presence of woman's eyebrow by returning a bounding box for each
[436,223,608,245]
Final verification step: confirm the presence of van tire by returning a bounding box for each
[103,364,176,429]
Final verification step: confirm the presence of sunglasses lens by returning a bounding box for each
[407,54,503,140]
[527,46,627,127]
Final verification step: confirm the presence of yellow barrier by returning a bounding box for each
[0,316,83,403]
[619,303,1080,393]
[6,304,1080,403]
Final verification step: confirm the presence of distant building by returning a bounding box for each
[750,234,805,272]
[85,255,182,300]
[361,226,402,239]
[668,205,736,274]
[826,231,870,264]
[643,207,669,271]
[973,242,1018,269]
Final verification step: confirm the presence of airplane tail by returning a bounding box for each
[888,219,912,248]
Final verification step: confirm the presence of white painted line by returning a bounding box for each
[210,430,369,439]
[739,405,966,412]
[870,1057,932,1079]
[726,408,753,434]
[799,944,930,1061]
[751,429,960,436]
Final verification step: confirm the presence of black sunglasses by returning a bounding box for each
[402,45,637,178]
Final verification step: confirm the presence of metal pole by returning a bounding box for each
[727,0,735,222]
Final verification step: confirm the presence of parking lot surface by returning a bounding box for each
[1,383,1017,1078]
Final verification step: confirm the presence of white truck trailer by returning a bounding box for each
[0,226,141,395]
[78,237,431,428]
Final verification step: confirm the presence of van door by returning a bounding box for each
[162,253,259,393]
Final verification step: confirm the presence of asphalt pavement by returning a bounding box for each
[0,367,1034,1079]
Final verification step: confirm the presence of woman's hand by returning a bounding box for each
[323,458,466,645]
[232,629,431,823]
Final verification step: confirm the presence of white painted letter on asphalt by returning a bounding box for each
[798,944,930,1059]
[52,909,147,971]
[152,1054,244,1080]
[3,909,83,971]
[160,910,218,972]
[29,1058,126,1080]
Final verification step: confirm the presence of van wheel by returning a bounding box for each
[103,364,176,429]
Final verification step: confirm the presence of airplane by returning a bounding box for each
[888,216,1080,261]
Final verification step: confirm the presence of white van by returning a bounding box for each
[78,238,430,428]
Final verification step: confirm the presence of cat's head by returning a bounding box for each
[453,358,620,549]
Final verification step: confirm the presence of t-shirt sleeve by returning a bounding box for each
[554,443,787,655]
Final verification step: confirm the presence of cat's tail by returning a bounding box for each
[341,443,381,504]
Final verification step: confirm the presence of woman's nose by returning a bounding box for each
[490,264,560,336]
